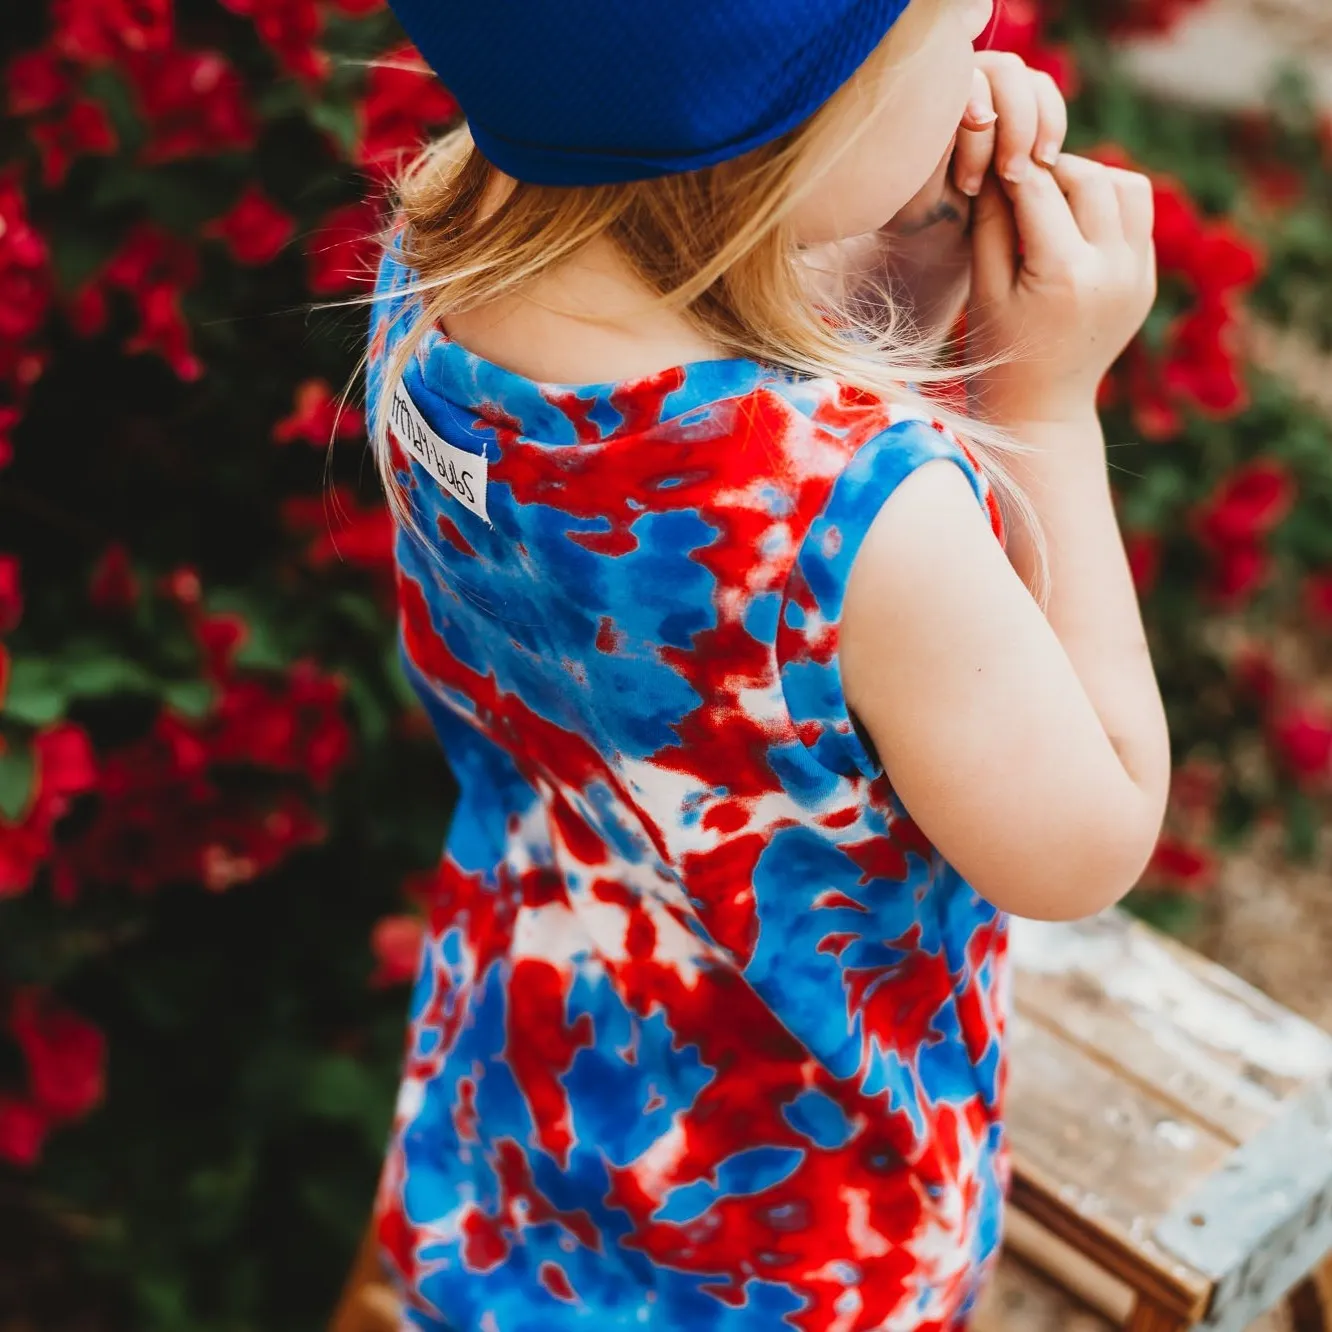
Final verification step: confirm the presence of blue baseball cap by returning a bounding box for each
[385,0,915,187]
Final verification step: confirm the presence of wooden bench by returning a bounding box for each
[330,909,1332,1332]
[1004,910,1332,1332]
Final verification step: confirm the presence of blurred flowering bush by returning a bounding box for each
[1,0,1331,1328]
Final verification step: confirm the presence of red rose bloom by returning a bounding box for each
[127,48,256,163]
[273,379,365,447]
[1195,459,1295,549]
[0,182,52,345]
[32,97,118,187]
[98,225,203,380]
[1161,304,1248,418]
[1147,836,1215,893]
[51,0,173,64]
[89,543,139,613]
[0,555,21,633]
[1208,542,1270,607]
[1269,702,1332,786]
[219,0,327,82]
[306,199,383,294]
[1124,532,1162,595]
[358,47,460,177]
[370,914,426,987]
[0,1096,47,1168]
[10,992,107,1123]
[208,186,296,266]
[7,50,73,116]
[1304,571,1332,629]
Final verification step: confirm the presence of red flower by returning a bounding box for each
[283,486,394,578]
[127,48,255,163]
[207,186,296,266]
[1304,571,1332,629]
[32,97,118,187]
[207,662,352,788]
[1124,531,1162,595]
[0,404,20,470]
[161,565,202,607]
[7,50,73,116]
[1269,702,1332,786]
[10,992,106,1123]
[1151,176,1202,275]
[0,722,98,898]
[1195,459,1295,549]
[273,379,364,447]
[34,723,99,819]
[358,47,460,177]
[1147,835,1215,894]
[1121,345,1183,442]
[1161,304,1248,418]
[1233,645,1278,705]
[0,1096,47,1168]
[0,181,52,346]
[97,225,202,380]
[1171,759,1224,818]
[306,199,383,294]
[89,544,139,612]
[51,0,173,64]
[370,914,426,987]
[1207,542,1270,607]
[219,0,327,82]
[0,555,21,633]
[196,612,249,681]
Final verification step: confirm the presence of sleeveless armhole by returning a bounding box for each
[777,415,1001,780]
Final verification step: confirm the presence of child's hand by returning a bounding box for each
[883,53,1066,239]
[969,154,1157,425]
[954,53,1068,200]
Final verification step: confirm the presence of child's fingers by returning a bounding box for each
[954,68,997,199]
[1049,154,1123,247]
[999,161,1086,274]
[978,53,1040,184]
[1104,166,1156,255]
[1030,69,1068,169]
[971,175,1021,299]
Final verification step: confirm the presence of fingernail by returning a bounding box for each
[960,175,982,198]
[967,105,998,128]
[1002,157,1029,185]
[1037,143,1061,167]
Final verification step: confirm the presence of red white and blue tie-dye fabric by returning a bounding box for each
[367,234,1012,1332]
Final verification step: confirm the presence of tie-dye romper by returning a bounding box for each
[367,234,1012,1332]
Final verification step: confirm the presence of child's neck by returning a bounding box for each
[442,181,724,385]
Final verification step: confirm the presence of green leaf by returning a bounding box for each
[2,658,69,727]
[1124,891,1204,939]
[161,679,216,719]
[0,739,36,820]
[308,99,361,157]
[300,1054,375,1119]
[1286,790,1319,862]
[64,655,158,698]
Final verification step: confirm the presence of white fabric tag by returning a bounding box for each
[388,380,490,524]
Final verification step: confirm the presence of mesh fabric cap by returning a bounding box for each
[386,0,914,186]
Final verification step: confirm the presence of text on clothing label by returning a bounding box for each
[389,380,489,524]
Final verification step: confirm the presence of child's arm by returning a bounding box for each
[839,156,1170,923]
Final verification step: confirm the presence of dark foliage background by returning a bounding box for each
[1,0,1330,1327]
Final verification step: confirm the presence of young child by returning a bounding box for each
[364,0,1172,1327]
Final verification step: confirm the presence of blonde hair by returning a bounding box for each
[365,0,1048,602]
